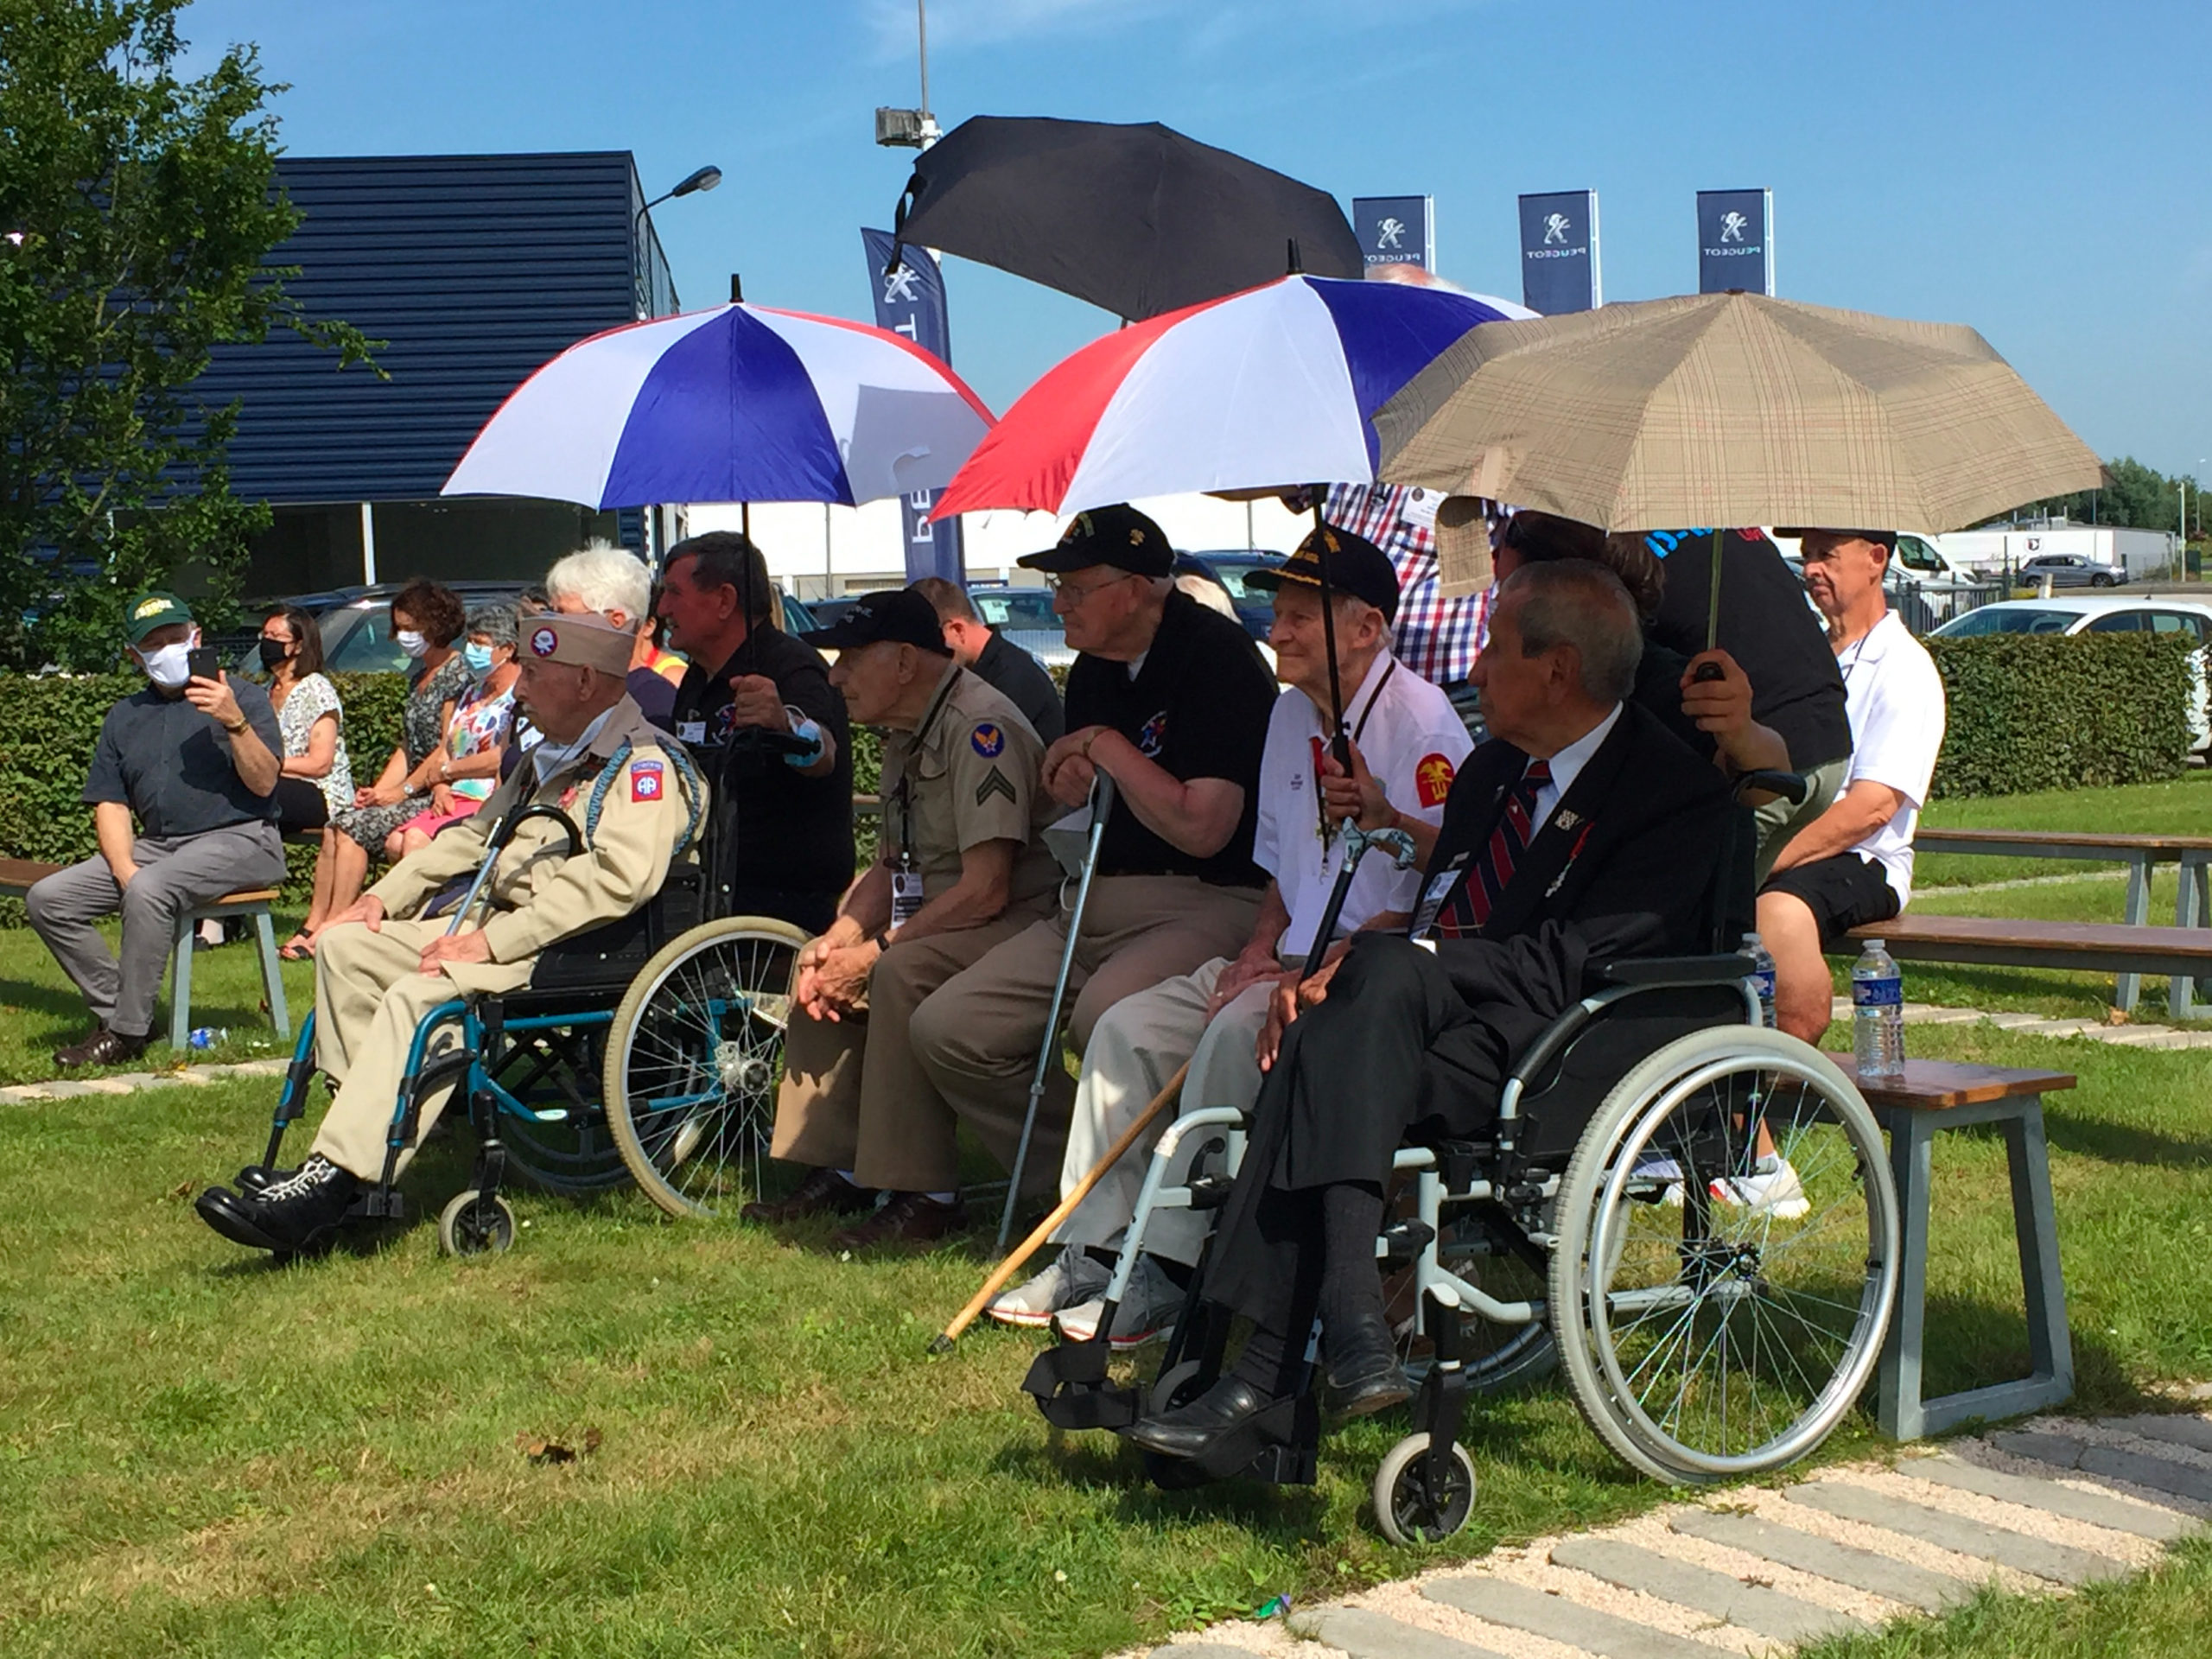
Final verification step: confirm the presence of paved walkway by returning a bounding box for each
[1136,1412,2210,1658]
[0,1056,286,1103]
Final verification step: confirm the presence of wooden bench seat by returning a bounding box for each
[1845,914,2212,1018]
[1840,1058,2076,1440]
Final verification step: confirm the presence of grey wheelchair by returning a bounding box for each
[1023,773,1903,1544]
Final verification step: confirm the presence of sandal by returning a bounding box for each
[277,934,315,962]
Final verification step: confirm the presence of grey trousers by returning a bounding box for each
[1751,755,1851,886]
[26,823,285,1039]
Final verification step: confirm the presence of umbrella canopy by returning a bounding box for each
[931,275,1533,519]
[1375,291,2105,533]
[442,302,995,511]
[890,116,1363,323]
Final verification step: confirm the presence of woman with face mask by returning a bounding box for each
[390,605,521,858]
[258,607,357,957]
[312,581,468,944]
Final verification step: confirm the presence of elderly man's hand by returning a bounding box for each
[1041,727,1108,806]
[321,894,386,934]
[418,929,492,974]
[1255,955,1344,1071]
[728,675,791,733]
[1205,944,1282,1019]
[183,669,245,731]
[1318,737,1393,832]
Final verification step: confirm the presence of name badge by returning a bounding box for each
[1400,486,1441,529]
[891,869,925,927]
[677,720,706,745]
[1408,863,1465,941]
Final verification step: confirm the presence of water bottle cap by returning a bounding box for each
[1863,939,1885,951]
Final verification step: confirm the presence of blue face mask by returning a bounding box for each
[463,642,497,675]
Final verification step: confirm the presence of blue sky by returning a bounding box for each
[189,0,2212,480]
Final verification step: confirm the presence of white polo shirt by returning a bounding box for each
[1255,651,1473,958]
[1839,609,1947,907]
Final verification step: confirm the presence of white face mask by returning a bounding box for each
[137,636,196,690]
[395,628,429,659]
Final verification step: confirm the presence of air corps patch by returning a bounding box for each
[630,760,664,803]
[969,721,1005,759]
[1414,753,1455,808]
[976,766,1016,807]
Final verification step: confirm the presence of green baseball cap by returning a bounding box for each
[124,590,194,645]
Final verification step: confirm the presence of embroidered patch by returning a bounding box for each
[969,721,1005,759]
[1554,807,1581,831]
[1414,753,1455,807]
[975,766,1016,807]
[630,760,664,803]
[529,626,558,658]
[1136,711,1168,757]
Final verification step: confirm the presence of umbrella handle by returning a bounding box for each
[1691,526,1726,683]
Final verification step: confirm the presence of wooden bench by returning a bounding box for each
[1844,914,2212,1020]
[0,857,290,1052]
[1842,1058,2075,1440]
[1916,829,2212,1012]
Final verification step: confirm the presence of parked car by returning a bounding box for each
[2018,553,2126,589]
[1173,550,1283,641]
[969,584,1072,670]
[1931,596,2212,751]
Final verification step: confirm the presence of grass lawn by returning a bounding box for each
[3,1016,2209,1657]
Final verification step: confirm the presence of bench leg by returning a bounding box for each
[2177,856,2209,1020]
[2116,855,2149,1013]
[169,916,195,1053]
[2007,1103,2073,1407]
[252,909,291,1042]
[1877,1113,1935,1440]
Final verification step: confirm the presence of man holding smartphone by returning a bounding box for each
[27,591,286,1067]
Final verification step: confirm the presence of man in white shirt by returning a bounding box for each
[1759,529,1948,1044]
[988,526,1471,1345]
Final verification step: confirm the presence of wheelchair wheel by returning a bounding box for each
[1373,1432,1478,1546]
[438,1189,516,1257]
[1549,1026,1899,1485]
[602,916,807,1219]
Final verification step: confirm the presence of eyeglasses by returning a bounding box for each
[1044,569,1137,604]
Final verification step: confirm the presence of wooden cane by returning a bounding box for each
[929,1060,1191,1354]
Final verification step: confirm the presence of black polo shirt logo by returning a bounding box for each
[1136,710,1168,757]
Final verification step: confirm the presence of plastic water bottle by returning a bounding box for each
[187,1027,228,1051]
[1851,941,1905,1082]
[1743,931,1777,1028]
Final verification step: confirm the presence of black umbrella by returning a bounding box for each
[889,116,1363,322]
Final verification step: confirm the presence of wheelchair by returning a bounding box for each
[253,735,814,1255]
[1021,774,1904,1544]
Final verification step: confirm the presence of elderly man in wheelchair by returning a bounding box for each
[1025,561,1901,1543]
[195,613,706,1257]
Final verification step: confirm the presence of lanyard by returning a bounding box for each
[893,669,963,868]
[1313,658,1398,842]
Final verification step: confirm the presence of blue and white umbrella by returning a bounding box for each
[442,302,997,510]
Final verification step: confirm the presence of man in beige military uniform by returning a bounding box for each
[196,612,697,1255]
[746,589,1062,1249]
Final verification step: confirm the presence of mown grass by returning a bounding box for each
[2,1015,2208,1657]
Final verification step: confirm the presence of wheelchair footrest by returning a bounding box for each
[1377,1218,1437,1268]
[1177,1392,1320,1485]
[1021,1338,1141,1432]
[1184,1173,1235,1211]
[349,1187,404,1222]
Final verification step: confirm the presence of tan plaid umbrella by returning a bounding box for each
[1376,292,2105,560]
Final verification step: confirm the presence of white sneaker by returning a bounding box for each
[1710,1156,1810,1220]
[1051,1255,1181,1351]
[986,1241,1106,1329]
[1631,1153,1687,1208]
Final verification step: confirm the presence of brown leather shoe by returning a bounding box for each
[54,1027,149,1069]
[830,1192,969,1251]
[740,1167,877,1224]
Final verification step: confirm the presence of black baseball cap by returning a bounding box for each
[1016,504,1174,576]
[1243,524,1402,625]
[799,588,952,655]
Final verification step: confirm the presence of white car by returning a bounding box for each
[1930,595,2212,752]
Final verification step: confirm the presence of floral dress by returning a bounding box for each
[334,652,471,853]
[274,671,355,814]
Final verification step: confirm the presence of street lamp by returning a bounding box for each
[636,164,723,230]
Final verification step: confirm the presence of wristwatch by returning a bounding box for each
[222,719,249,735]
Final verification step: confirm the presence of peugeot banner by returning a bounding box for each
[861,227,966,583]
[1696,189,1774,296]
[1352,195,1433,273]
[1516,190,1601,315]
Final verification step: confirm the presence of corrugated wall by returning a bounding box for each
[198,151,672,505]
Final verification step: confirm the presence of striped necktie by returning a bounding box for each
[1436,760,1552,938]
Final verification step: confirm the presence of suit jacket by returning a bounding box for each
[1417,699,1732,1067]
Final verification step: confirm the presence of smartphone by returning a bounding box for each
[186,646,220,683]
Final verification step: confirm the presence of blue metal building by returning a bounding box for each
[196,151,679,595]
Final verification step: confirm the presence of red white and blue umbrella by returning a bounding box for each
[931,274,1533,518]
[442,302,996,511]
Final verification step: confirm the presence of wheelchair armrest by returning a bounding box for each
[1590,953,1754,988]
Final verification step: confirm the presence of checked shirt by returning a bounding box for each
[1324,483,1504,687]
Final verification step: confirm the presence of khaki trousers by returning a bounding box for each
[770,896,1051,1193]
[1751,755,1850,887]
[910,875,1261,1199]
[308,918,517,1180]
[1052,959,1275,1266]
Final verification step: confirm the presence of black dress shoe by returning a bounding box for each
[199,1154,359,1254]
[195,1185,285,1251]
[54,1027,149,1069]
[235,1164,297,1194]
[1325,1306,1413,1417]
[740,1166,878,1224]
[1128,1376,1275,1459]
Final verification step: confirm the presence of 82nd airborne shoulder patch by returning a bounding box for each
[630,760,664,803]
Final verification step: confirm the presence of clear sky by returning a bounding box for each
[188,0,2211,481]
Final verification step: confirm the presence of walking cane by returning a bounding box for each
[934,1059,1189,1353]
[997,772,1117,1249]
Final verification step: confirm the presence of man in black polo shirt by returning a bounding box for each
[656,532,855,934]
[907,505,1275,1239]
[909,575,1065,743]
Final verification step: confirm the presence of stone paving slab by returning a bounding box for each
[1785,1481,2128,1586]
[1423,1575,1726,1659]
[1151,1645,1276,1659]
[2105,1414,2212,1455]
[1908,1453,2197,1541]
[0,1055,285,1103]
[1287,1607,1507,1659]
[1549,1537,1862,1644]
[1993,1431,2212,1505]
[1665,1510,1968,1614]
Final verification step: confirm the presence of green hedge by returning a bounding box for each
[1926,632,2199,798]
